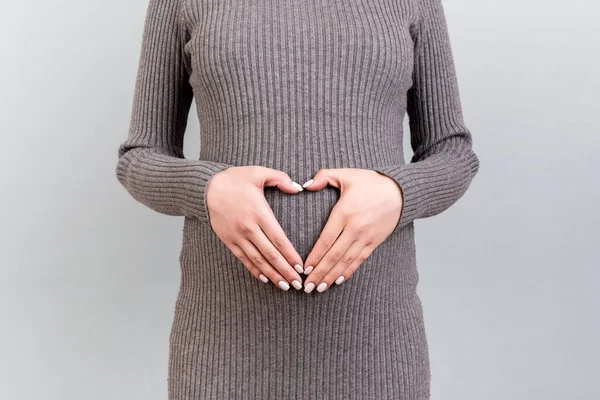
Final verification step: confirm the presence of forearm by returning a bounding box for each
[373,133,479,230]
[116,145,233,223]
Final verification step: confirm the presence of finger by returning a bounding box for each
[247,226,303,290]
[257,209,305,274]
[228,242,269,284]
[339,244,375,283]
[261,168,304,194]
[237,238,296,291]
[304,228,356,293]
[303,204,347,276]
[321,239,366,288]
[301,168,340,191]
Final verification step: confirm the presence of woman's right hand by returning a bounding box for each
[205,166,306,291]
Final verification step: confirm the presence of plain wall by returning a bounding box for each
[1,0,598,398]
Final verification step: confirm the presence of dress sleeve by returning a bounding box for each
[371,0,480,232]
[115,0,234,224]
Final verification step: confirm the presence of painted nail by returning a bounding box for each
[335,276,345,285]
[304,282,315,293]
[291,280,302,290]
[291,181,304,192]
[293,263,304,274]
[317,282,328,292]
[303,266,314,275]
[278,281,290,291]
[259,274,269,283]
[302,179,314,188]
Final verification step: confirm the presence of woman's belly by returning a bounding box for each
[178,181,419,302]
[262,183,340,259]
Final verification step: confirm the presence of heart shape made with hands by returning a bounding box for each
[207,166,402,294]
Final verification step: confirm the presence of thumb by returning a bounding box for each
[260,167,304,194]
[301,168,345,192]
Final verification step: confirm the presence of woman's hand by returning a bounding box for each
[300,168,404,293]
[205,166,306,291]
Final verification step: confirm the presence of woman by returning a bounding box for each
[115,0,479,398]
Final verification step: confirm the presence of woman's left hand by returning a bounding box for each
[301,168,404,293]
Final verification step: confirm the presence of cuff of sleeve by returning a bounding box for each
[196,161,235,226]
[371,164,424,232]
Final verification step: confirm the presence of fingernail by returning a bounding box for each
[293,263,304,274]
[317,282,328,292]
[259,274,269,283]
[303,266,314,275]
[291,280,302,290]
[278,281,290,291]
[304,282,315,293]
[302,179,314,188]
[291,181,304,192]
[335,276,345,285]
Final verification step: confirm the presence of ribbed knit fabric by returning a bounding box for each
[115,0,479,398]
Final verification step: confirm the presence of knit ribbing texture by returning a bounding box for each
[115,0,480,398]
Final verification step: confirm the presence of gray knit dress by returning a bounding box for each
[115,0,480,398]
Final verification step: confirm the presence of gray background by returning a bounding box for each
[1,0,598,399]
